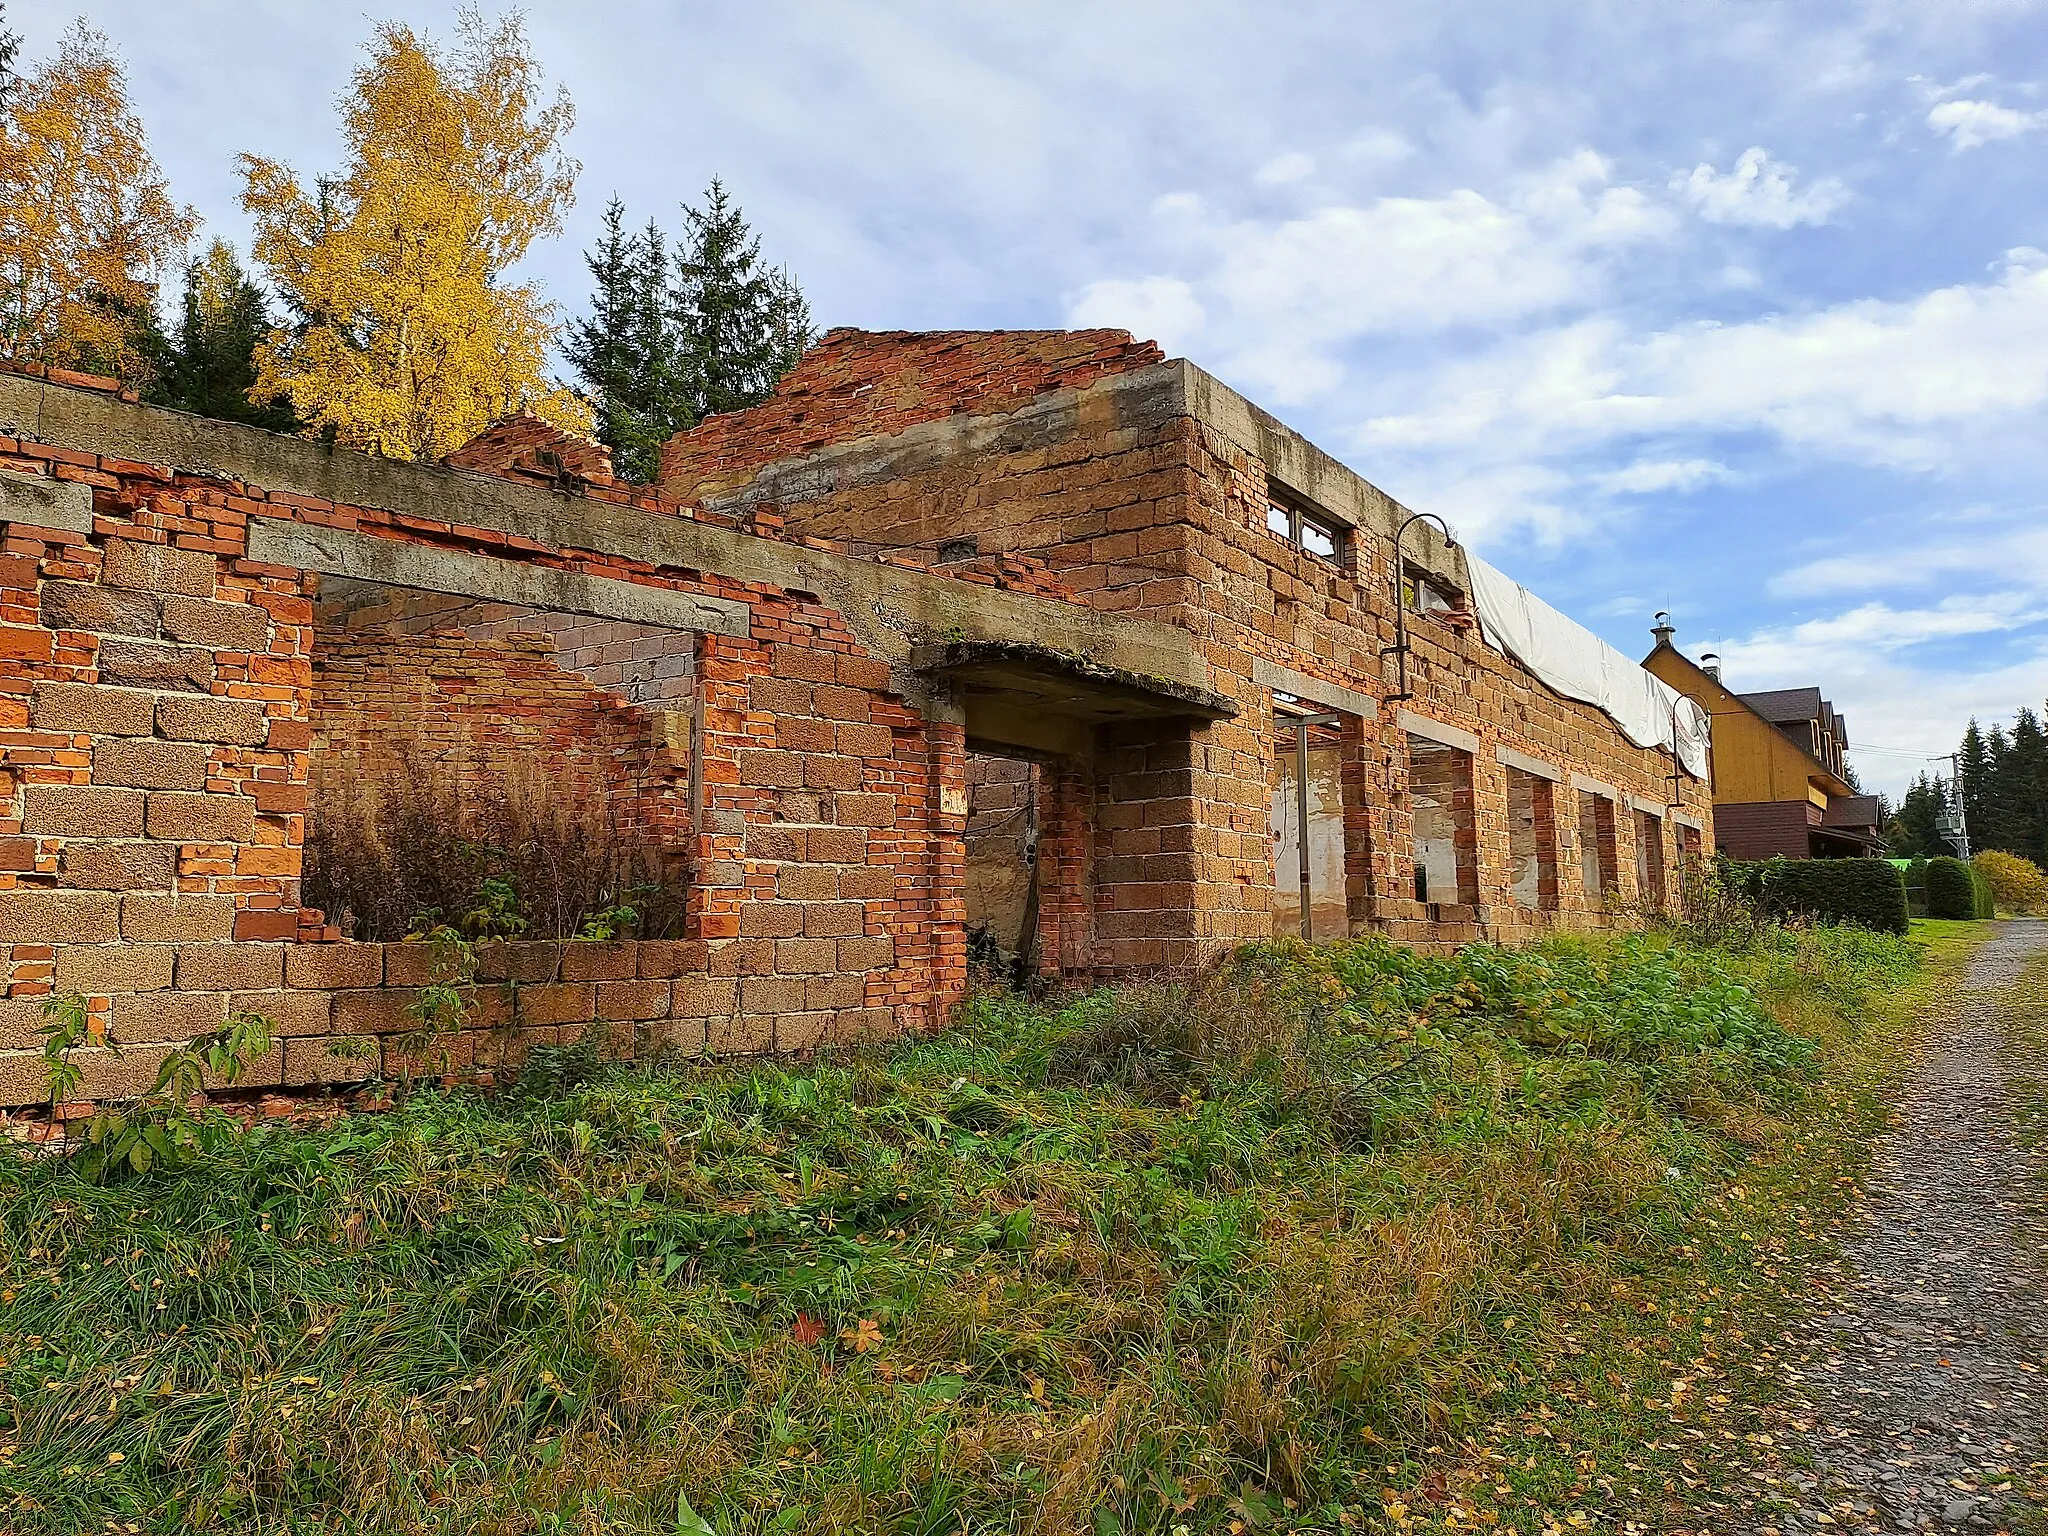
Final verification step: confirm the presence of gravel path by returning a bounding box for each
[1762,920,2048,1534]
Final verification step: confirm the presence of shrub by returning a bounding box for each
[1974,861,1997,919]
[1975,850,2048,914]
[1722,856,1909,935]
[1924,856,1979,919]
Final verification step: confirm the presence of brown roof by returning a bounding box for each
[1738,686,1825,723]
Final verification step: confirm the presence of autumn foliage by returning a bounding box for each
[238,11,590,460]
[0,21,195,379]
[1973,849,2048,915]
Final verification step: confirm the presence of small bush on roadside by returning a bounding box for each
[1926,855,1980,919]
[1974,849,2048,914]
[1722,855,1909,934]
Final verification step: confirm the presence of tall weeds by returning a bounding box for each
[304,751,687,940]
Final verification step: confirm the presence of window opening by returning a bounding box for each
[1506,768,1557,911]
[1634,809,1666,908]
[1266,484,1348,565]
[1270,697,1348,939]
[1576,789,1616,905]
[1408,734,1476,906]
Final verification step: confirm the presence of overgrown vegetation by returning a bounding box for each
[0,919,1949,1534]
[304,754,687,942]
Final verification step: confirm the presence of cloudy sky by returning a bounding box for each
[19,1,2048,795]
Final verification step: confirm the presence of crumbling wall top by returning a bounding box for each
[657,328,1167,504]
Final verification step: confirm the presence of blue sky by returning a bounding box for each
[20,1,2048,795]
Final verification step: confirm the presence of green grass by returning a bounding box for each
[0,924,1969,1534]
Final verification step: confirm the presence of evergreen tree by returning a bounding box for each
[0,5,20,109]
[670,178,813,421]
[146,239,300,431]
[1959,719,1993,848]
[2010,708,2048,862]
[1888,773,1946,859]
[565,199,688,482]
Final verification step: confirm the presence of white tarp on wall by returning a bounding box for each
[1465,554,1710,779]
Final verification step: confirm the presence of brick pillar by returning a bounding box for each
[1032,757,1096,978]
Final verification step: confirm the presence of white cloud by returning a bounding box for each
[1590,458,1733,494]
[1067,275,1207,356]
[1359,250,2048,468]
[1254,151,1315,186]
[1928,98,2047,149]
[1675,147,1848,228]
[1073,150,1673,407]
[1771,525,2048,597]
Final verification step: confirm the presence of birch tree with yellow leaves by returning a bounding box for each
[239,10,590,461]
[0,19,196,379]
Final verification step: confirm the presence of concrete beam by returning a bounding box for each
[1570,773,1619,802]
[1252,656,1375,719]
[0,468,93,536]
[1395,709,1481,755]
[1495,745,1562,781]
[248,520,751,635]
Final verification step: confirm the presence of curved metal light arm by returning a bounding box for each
[1381,511,1459,704]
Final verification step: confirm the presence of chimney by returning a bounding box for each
[1700,651,1721,680]
[1651,612,1675,646]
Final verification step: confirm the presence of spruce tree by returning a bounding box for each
[146,240,300,431]
[1959,719,1993,848]
[0,4,19,109]
[567,199,695,482]
[1889,773,1944,859]
[670,178,813,421]
[2009,708,2048,862]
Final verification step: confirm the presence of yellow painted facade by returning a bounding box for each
[1641,648,1855,807]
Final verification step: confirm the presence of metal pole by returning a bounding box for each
[1380,511,1458,704]
[1939,751,1972,859]
[1296,719,1312,939]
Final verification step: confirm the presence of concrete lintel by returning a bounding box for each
[1629,795,1666,819]
[0,469,92,536]
[1495,744,1562,782]
[1396,709,1480,755]
[1252,657,1374,719]
[1570,773,1619,802]
[248,520,752,636]
[1673,810,1704,831]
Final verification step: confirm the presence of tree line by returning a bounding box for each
[1886,708,2048,862]
[0,8,810,478]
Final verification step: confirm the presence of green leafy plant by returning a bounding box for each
[575,897,641,942]
[37,992,273,1182]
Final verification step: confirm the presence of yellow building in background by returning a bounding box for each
[1642,622,1882,859]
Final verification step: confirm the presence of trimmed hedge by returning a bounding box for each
[1725,856,1910,935]
[1976,861,1997,918]
[1925,856,1981,920]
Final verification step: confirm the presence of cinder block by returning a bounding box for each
[158,595,271,651]
[58,841,177,890]
[282,1036,376,1086]
[558,941,637,981]
[706,937,775,976]
[737,749,804,789]
[23,783,145,837]
[804,974,866,1010]
[103,539,216,598]
[776,864,838,901]
[0,1049,48,1106]
[110,988,226,1046]
[837,722,895,757]
[78,1043,177,1100]
[595,978,670,1020]
[774,936,838,974]
[512,982,594,1027]
[285,943,384,989]
[802,755,861,791]
[229,989,334,1037]
[95,639,213,692]
[145,791,256,844]
[156,695,268,746]
[0,889,121,943]
[93,738,211,791]
[176,943,285,991]
[839,866,895,900]
[121,892,235,942]
[738,902,804,938]
[0,994,60,1050]
[671,975,738,1017]
[54,943,176,995]
[740,975,806,1013]
[384,942,466,987]
[649,1017,707,1057]
[838,935,896,971]
[801,901,866,939]
[331,989,415,1036]
[636,939,708,978]
[30,682,157,737]
[833,793,898,828]
[809,827,868,862]
[475,941,559,983]
[39,580,158,637]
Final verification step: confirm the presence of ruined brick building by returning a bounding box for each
[0,330,1711,1105]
